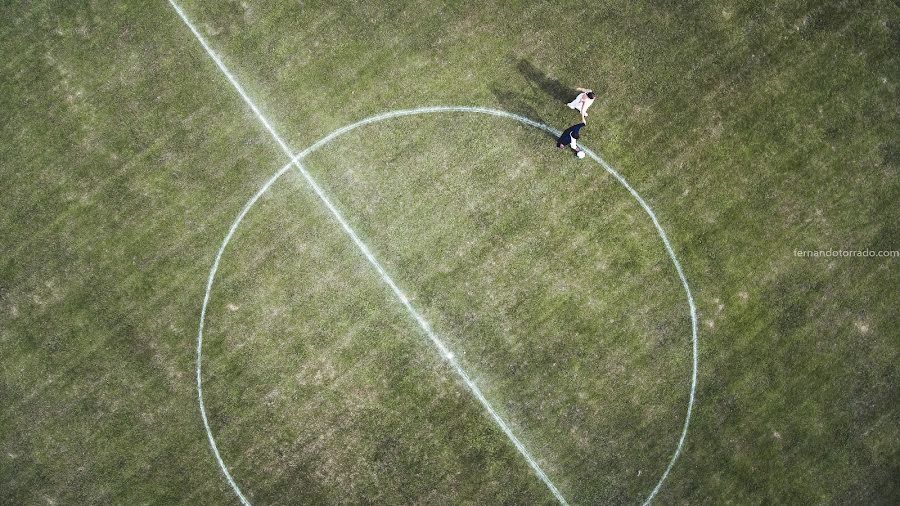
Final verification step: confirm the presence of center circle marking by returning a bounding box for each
[196,106,700,505]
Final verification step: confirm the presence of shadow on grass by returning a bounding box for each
[517,59,575,103]
[490,85,556,141]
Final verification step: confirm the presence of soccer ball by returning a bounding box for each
[576,150,586,159]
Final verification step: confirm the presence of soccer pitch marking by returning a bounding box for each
[169,2,698,505]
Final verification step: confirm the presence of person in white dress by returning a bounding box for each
[567,87,596,123]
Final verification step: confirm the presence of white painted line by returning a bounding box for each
[167,0,293,158]
[167,4,572,505]
[169,3,699,505]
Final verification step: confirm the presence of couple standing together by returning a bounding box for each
[557,87,596,157]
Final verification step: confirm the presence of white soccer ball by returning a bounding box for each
[576,150,586,159]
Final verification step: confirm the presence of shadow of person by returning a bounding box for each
[490,85,558,141]
[517,59,575,103]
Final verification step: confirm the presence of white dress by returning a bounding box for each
[567,92,595,114]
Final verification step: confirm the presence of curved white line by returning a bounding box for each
[195,106,699,505]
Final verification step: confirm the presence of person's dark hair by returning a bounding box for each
[586,92,595,99]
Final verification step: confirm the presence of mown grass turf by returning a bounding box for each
[1,0,898,504]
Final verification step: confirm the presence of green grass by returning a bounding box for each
[1,0,897,504]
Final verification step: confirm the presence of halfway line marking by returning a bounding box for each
[168,2,572,505]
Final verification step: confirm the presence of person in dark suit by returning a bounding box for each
[557,122,586,153]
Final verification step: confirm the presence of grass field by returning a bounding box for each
[1,0,898,504]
